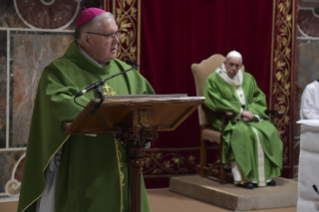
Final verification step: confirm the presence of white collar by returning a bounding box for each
[216,64,243,87]
[77,44,106,67]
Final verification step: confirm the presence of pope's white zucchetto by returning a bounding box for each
[226,50,243,62]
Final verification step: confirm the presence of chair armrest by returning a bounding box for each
[265,110,284,118]
[201,104,234,120]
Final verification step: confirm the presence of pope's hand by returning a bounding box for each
[241,111,254,122]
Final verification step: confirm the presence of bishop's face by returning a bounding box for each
[224,57,242,78]
[87,18,120,64]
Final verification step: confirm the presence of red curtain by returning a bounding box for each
[140,0,274,188]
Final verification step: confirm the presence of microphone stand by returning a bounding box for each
[74,63,138,112]
[92,85,106,112]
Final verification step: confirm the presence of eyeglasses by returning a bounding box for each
[86,31,121,40]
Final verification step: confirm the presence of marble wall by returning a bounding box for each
[0,1,27,28]
[294,1,319,178]
[11,32,73,147]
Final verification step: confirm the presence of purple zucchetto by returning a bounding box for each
[75,7,106,28]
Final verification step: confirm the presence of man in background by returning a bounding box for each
[203,51,282,189]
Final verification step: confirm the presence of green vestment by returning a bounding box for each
[203,71,282,186]
[18,40,154,212]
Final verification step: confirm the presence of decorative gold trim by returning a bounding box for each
[143,152,199,176]
[115,139,123,212]
[270,0,296,168]
[21,135,71,212]
[137,0,141,68]
[113,0,140,70]
[42,135,71,173]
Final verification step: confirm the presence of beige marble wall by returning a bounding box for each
[11,33,73,146]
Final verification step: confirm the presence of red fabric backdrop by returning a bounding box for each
[139,0,275,188]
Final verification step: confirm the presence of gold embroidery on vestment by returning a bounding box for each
[115,140,125,211]
[103,83,116,96]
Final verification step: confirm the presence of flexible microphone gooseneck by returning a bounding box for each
[75,59,138,98]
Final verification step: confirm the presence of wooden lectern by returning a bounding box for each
[64,95,205,212]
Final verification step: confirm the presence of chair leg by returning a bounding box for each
[219,125,225,183]
[219,164,226,184]
[200,126,207,178]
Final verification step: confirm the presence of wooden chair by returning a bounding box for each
[191,54,236,183]
[191,54,282,184]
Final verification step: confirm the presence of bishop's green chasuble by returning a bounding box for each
[18,41,154,212]
[203,71,282,186]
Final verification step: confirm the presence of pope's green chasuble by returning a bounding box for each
[203,69,282,186]
[18,41,154,212]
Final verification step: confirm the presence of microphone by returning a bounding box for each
[126,59,137,66]
[75,60,138,98]
[313,185,319,195]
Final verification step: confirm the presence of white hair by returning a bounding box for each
[74,12,115,40]
[226,50,243,63]
[84,12,115,32]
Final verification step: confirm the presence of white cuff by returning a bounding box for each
[234,108,243,120]
[254,114,263,122]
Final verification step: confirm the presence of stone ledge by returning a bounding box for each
[169,175,297,211]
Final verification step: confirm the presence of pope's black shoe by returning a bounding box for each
[267,180,276,186]
[253,180,277,187]
[236,182,254,189]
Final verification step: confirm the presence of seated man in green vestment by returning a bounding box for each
[18,8,154,212]
[203,51,283,189]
